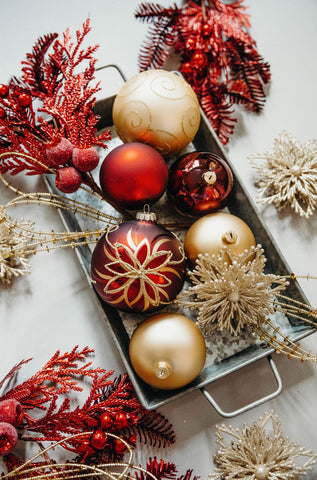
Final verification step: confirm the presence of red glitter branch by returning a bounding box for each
[135,0,271,144]
[0,19,111,195]
[0,347,175,465]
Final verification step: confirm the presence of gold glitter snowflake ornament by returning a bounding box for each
[250,131,317,218]
[210,410,316,480]
[177,245,288,335]
[0,205,32,283]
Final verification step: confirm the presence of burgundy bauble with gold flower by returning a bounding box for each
[167,151,233,217]
[90,212,186,313]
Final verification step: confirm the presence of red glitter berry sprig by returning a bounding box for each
[0,19,110,196]
[135,0,271,144]
[0,346,175,467]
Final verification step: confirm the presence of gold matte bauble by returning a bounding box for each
[112,69,201,156]
[184,212,256,266]
[129,313,206,390]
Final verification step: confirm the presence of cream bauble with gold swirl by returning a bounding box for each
[112,69,201,156]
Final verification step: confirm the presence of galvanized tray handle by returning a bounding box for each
[200,356,282,418]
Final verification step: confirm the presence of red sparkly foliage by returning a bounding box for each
[135,0,271,144]
[0,19,110,183]
[135,457,199,480]
[0,346,175,466]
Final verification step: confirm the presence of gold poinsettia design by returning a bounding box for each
[94,227,185,311]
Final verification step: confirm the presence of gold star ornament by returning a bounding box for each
[210,410,316,480]
[249,131,317,218]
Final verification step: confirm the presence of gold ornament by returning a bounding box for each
[183,212,256,267]
[178,245,287,335]
[250,131,317,218]
[129,313,206,389]
[210,410,316,480]
[112,69,201,156]
[178,245,317,363]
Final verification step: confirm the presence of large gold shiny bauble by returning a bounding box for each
[112,69,201,156]
[129,313,206,390]
[184,212,256,266]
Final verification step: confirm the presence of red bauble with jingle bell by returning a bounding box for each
[99,142,168,210]
[90,211,186,313]
[167,151,233,217]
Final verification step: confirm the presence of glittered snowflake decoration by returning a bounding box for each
[178,245,287,335]
[210,410,316,480]
[250,131,317,218]
[0,205,32,283]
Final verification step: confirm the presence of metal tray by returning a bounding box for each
[46,65,315,416]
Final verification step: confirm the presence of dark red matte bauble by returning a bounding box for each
[167,151,233,217]
[99,143,168,210]
[90,216,186,313]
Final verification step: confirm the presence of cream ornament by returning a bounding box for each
[112,69,201,156]
[250,131,317,218]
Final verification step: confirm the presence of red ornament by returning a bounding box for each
[0,107,6,119]
[114,412,129,429]
[90,429,108,450]
[0,399,24,427]
[76,438,95,458]
[100,412,113,429]
[72,146,99,172]
[46,138,74,166]
[113,437,127,454]
[0,84,9,98]
[90,212,186,313]
[167,151,233,217]
[55,166,82,194]
[0,422,18,456]
[99,143,168,210]
[17,93,32,108]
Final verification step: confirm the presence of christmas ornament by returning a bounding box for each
[183,211,256,267]
[129,313,206,389]
[135,0,271,144]
[0,20,111,199]
[0,422,18,456]
[167,151,233,217]
[178,245,317,363]
[250,131,317,218]
[0,346,176,467]
[210,410,316,480]
[178,245,287,335]
[112,69,200,156]
[99,142,168,210]
[90,210,186,312]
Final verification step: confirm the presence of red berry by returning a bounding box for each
[185,37,196,50]
[113,437,127,454]
[192,52,207,68]
[129,434,137,445]
[0,422,18,456]
[0,107,6,119]
[90,430,108,450]
[72,146,99,172]
[46,138,74,166]
[76,438,95,458]
[202,23,212,37]
[100,412,113,429]
[181,62,193,75]
[114,412,129,429]
[17,93,32,108]
[0,84,9,98]
[55,166,82,194]
[0,399,24,427]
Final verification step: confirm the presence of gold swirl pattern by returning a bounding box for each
[113,69,200,156]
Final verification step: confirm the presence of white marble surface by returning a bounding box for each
[1,0,317,476]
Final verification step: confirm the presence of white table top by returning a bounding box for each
[1,0,317,476]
